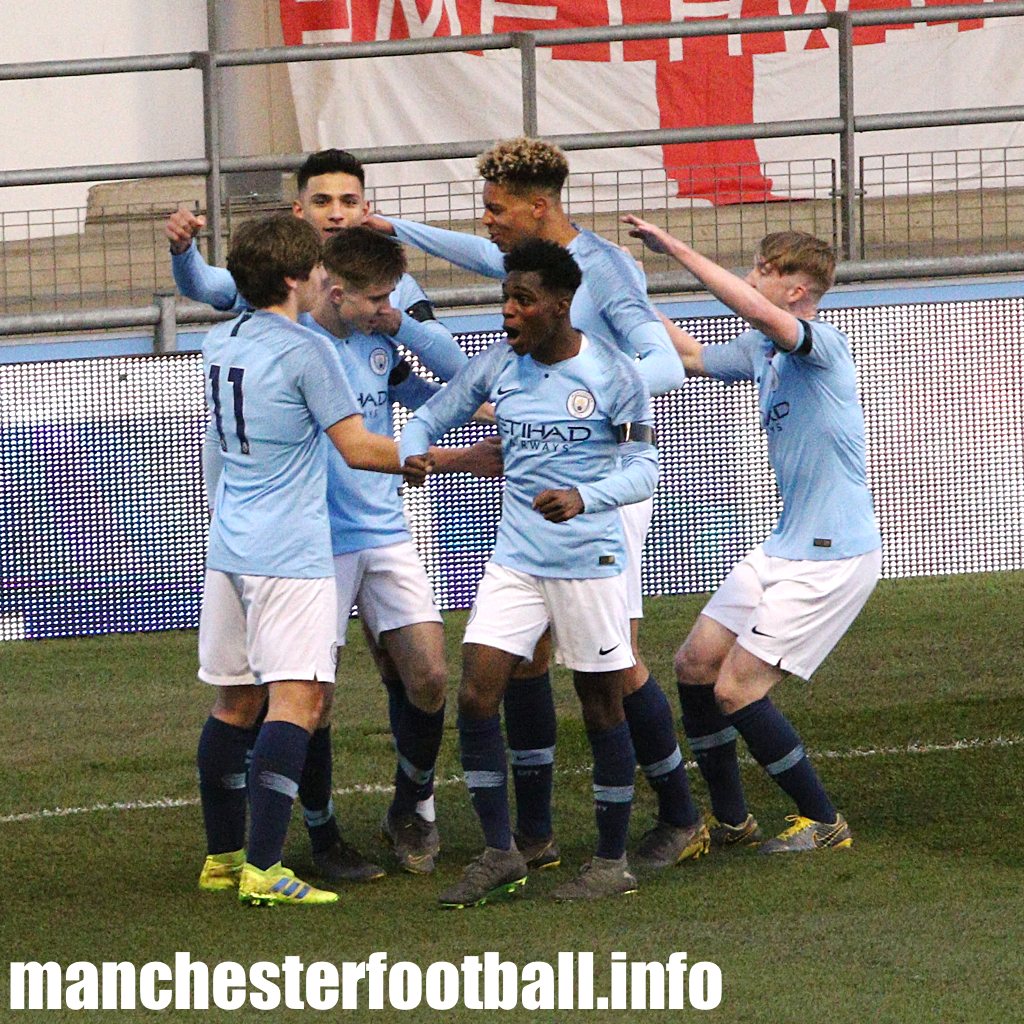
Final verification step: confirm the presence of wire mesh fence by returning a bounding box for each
[1,149,1021,316]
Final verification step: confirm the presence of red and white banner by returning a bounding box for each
[279,1,1024,206]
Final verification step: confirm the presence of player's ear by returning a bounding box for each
[327,280,345,304]
[531,194,549,221]
[292,199,305,219]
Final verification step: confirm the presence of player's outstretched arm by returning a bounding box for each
[326,414,429,485]
[623,214,801,350]
[429,436,503,478]
[167,206,243,311]
[657,312,707,377]
[371,216,507,279]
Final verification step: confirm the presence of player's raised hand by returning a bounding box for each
[362,214,397,237]
[533,487,584,523]
[621,214,674,256]
[402,453,432,487]
[165,206,206,255]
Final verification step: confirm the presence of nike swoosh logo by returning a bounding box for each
[599,644,620,656]
[496,385,518,396]
[750,625,775,638]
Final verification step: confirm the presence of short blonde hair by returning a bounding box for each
[759,231,836,300]
[476,137,569,196]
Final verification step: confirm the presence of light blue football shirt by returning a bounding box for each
[299,314,448,555]
[172,241,466,381]
[203,310,360,578]
[400,336,659,579]
[388,219,686,395]
[702,319,881,560]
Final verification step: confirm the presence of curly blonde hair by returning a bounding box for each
[476,137,569,196]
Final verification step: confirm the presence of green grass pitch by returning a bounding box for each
[2,571,1022,1021]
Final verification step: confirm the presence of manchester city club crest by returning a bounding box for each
[370,348,390,375]
[567,389,596,419]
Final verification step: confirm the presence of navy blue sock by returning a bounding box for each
[728,697,837,823]
[299,726,341,853]
[678,683,749,825]
[391,700,445,816]
[247,720,311,870]
[623,675,698,828]
[589,721,636,860]
[504,672,556,839]
[197,716,250,855]
[382,675,406,741]
[459,713,512,850]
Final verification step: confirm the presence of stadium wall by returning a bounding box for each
[0,283,1021,642]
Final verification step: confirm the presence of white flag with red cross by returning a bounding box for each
[278,0,1024,207]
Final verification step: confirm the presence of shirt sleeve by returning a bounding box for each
[793,319,847,370]
[627,320,687,396]
[389,273,468,381]
[399,345,499,459]
[171,241,246,312]
[576,356,659,513]
[701,330,759,383]
[389,218,507,279]
[391,369,441,411]
[300,334,361,429]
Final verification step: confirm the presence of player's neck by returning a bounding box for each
[264,294,300,321]
[538,211,577,247]
[532,324,581,365]
[313,304,353,339]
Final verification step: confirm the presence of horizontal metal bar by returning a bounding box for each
[847,2,1024,27]
[0,160,211,188]
[0,303,231,340]
[0,52,200,81]
[215,33,516,68]
[857,107,1024,133]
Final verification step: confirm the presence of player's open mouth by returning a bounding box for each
[504,326,519,339]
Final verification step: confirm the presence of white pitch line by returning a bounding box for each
[3,734,1021,826]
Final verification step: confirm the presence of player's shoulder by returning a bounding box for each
[580,335,646,386]
[391,272,426,306]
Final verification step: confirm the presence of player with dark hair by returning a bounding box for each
[370,137,705,874]
[624,215,882,853]
[308,226,500,876]
[196,215,428,906]
[170,153,471,883]
[401,238,660,905]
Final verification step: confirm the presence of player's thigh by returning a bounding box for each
[543,574,634,674]
[355,541,442,643]
[199,569,256,687]
[464,562,551,664]
[735,548,881,680]
[241,575,339,685]
[460,642,522,718]
[619,496,653,620]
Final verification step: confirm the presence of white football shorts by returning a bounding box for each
[620,496,653,620]
[702,544,882,680]
[464,561,635,673]
[333,540,442,643]
[198,570,339,686]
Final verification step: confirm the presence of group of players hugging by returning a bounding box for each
[173,137,880,908]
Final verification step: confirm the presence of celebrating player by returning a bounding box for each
[170,150,469,882]
[625,214,882,853]
[195,215,427,906]
[371,138,706,873]
[401,238,660,906]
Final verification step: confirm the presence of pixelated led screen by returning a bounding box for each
[1,297,1021,641]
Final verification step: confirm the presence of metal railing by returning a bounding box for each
[2,1,1024,345]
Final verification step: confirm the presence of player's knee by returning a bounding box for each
[675,641,716,686]
[456,680,500,720]
[404,660,448,714]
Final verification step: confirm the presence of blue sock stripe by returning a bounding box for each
[302,798,335,829]
[640,745,683,779]
[397,751,434,786]
[688,726,739,752]
[256,770,300,799]
[509,746,555,767]
[766,744,806,777]
[465,769,506,789]
[221,771,247,790]
[593,783,635,804]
